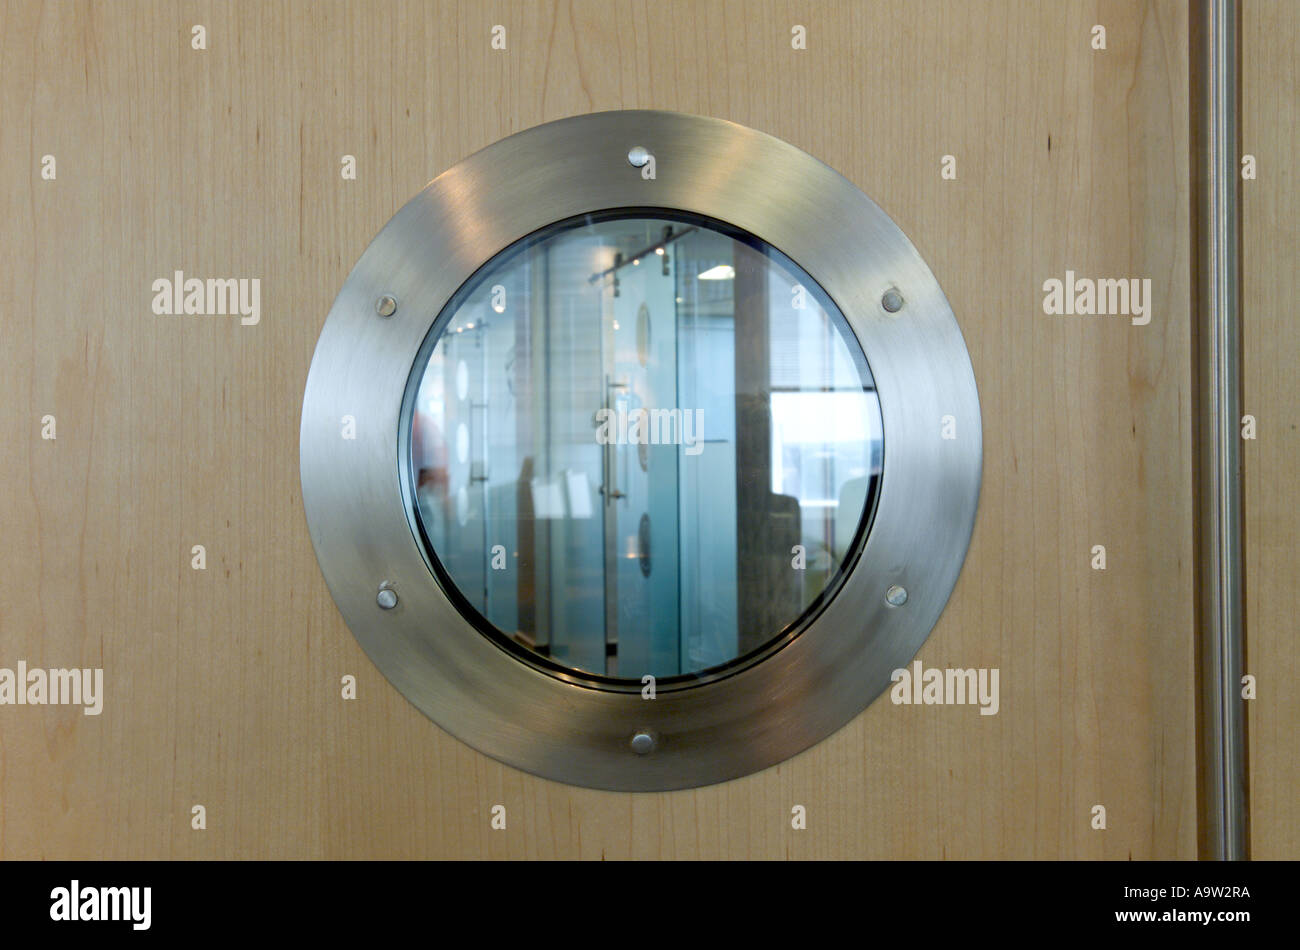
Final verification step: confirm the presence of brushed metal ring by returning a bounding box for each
[300,110,981,791]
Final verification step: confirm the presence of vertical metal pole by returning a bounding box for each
[1191,0,1247,860]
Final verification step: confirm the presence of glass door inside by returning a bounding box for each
[408,212,884,684]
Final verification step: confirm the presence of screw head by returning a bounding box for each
[376,294,397,317]
[627,146,650,168]
[377,586,398,610]
[630,731,656,755]
[881,288,904,313]
[885,584,908,607]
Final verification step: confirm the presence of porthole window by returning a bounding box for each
[403,211,884,685]
[301,110,981,791]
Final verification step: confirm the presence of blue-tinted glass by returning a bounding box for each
[407,213,883,682]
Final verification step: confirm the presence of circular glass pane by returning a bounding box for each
[406,212,883,685]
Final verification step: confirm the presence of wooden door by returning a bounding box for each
[4,0,1277,860]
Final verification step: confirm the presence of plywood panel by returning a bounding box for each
[0,0,1195,858]
[1242,0,1300,861]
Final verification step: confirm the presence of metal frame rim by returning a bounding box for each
[300,109,982,791]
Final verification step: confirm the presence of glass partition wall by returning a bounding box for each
[407,213,883,683]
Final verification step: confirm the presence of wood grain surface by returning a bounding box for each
[0,0,1200,859]
[1242,0,1300,862]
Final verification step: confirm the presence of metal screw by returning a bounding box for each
[885,584,908,607]
[376,294,397,317]
[627,146,650,168]
[630,731,656,755]
[377,585,398,609]
[881,288,904,313]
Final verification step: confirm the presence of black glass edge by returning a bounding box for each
[395,206,885,695]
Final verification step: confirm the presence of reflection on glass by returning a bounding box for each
[407,213,883,682]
